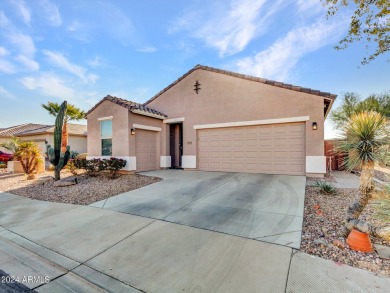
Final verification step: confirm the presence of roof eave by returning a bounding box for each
[131,109,166,120]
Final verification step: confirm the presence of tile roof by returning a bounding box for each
[144,64,337,106]
[0,123,51,137]
[17,123,87,136]
[86,95,167,118]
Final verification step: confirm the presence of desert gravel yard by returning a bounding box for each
[0,170,161,205]
[302,185,390,277]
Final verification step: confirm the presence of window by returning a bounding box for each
[100,120,112,156]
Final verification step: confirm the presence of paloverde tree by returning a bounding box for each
[331,92,390,128]
[336,111,390,241]
[322,0,390,64]
[41,102,85,151]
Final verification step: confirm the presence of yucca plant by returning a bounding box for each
[335,111,390,241]
[315,181,336,194]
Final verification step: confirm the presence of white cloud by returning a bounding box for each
[169,0,287,57]
[234,19,343,81]
[16,54,39,71]
[136,46,157,53]
[8,32,35,58]
[10,0,31,25]
[39,0,62,26]
[42,50,98,83]
[296,0,323,15]
[0,59,16,74]
[21,73,74,98]
[0,86,17,100]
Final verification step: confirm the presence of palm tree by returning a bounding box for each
[336,111,390,241]
[13,141,41,180]
[0,137,21,153]
[42,102,85,151]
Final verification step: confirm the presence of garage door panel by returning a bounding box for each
[198,123,305,175]
[136,129,157,172]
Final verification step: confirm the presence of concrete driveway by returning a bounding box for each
[91,170,306,249]
[1,172,389,292]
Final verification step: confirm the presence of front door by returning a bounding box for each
[170,123,183,168]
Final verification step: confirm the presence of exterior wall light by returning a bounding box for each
[131,128,136,135]
[312,122,317,130]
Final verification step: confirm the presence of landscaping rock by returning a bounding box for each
[375,244,390,260]
[301,186,390,278]
[333,240,348,250]
[53,179,77,187]
[314,239,327,247]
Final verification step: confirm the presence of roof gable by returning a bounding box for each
[86,95,167,119]
[144,65,337,117]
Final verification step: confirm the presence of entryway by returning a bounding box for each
[169,123,183,168]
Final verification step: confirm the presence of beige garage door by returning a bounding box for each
[198,123,305,175]
[136,129,157,172]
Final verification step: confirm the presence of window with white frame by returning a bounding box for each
[100,120,112,156]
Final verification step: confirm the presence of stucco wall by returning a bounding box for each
[46,134,87,154]
[128,112,163,157]
[87,100,130,157]
[147,69,326,173]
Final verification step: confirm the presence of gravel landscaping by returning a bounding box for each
[302,185,390,277]
[0,170,162,205]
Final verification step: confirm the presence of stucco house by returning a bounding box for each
[86,65,336,177]
[0,123,87,156]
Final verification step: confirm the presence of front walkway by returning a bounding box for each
[332,170,360,188]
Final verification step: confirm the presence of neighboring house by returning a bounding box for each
[86,65,337,177]
[0,123,87,156]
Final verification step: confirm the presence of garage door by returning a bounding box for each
[198,123,305,175]
[136,129,157,172]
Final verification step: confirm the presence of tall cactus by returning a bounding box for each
[46,101,71,180]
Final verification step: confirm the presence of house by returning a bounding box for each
[86,65,337,177]
[0,123,87,156]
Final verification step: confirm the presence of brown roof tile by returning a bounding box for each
[17,123,87,136]
[0,123,51,137]
[86,95,167,118]
[144,64,337,105]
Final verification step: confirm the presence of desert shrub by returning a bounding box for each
[0,163,7,169]
[106,157,127,178]
[315,181,336,194]
[73,157,126,178]
[69,151,79,159]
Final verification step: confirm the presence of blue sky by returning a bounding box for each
[0,0,389,138]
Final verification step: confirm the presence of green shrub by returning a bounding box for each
[315,181,336,194]
[0,163,7,169]
[106,157,127,178]
[73,157,127,178]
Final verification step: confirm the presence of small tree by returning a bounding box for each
[13,141,41,180]
[336,111,390,241]
[331,92,390,128]
[322,0,390,64]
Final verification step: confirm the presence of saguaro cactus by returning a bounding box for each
[46,101,71,180]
